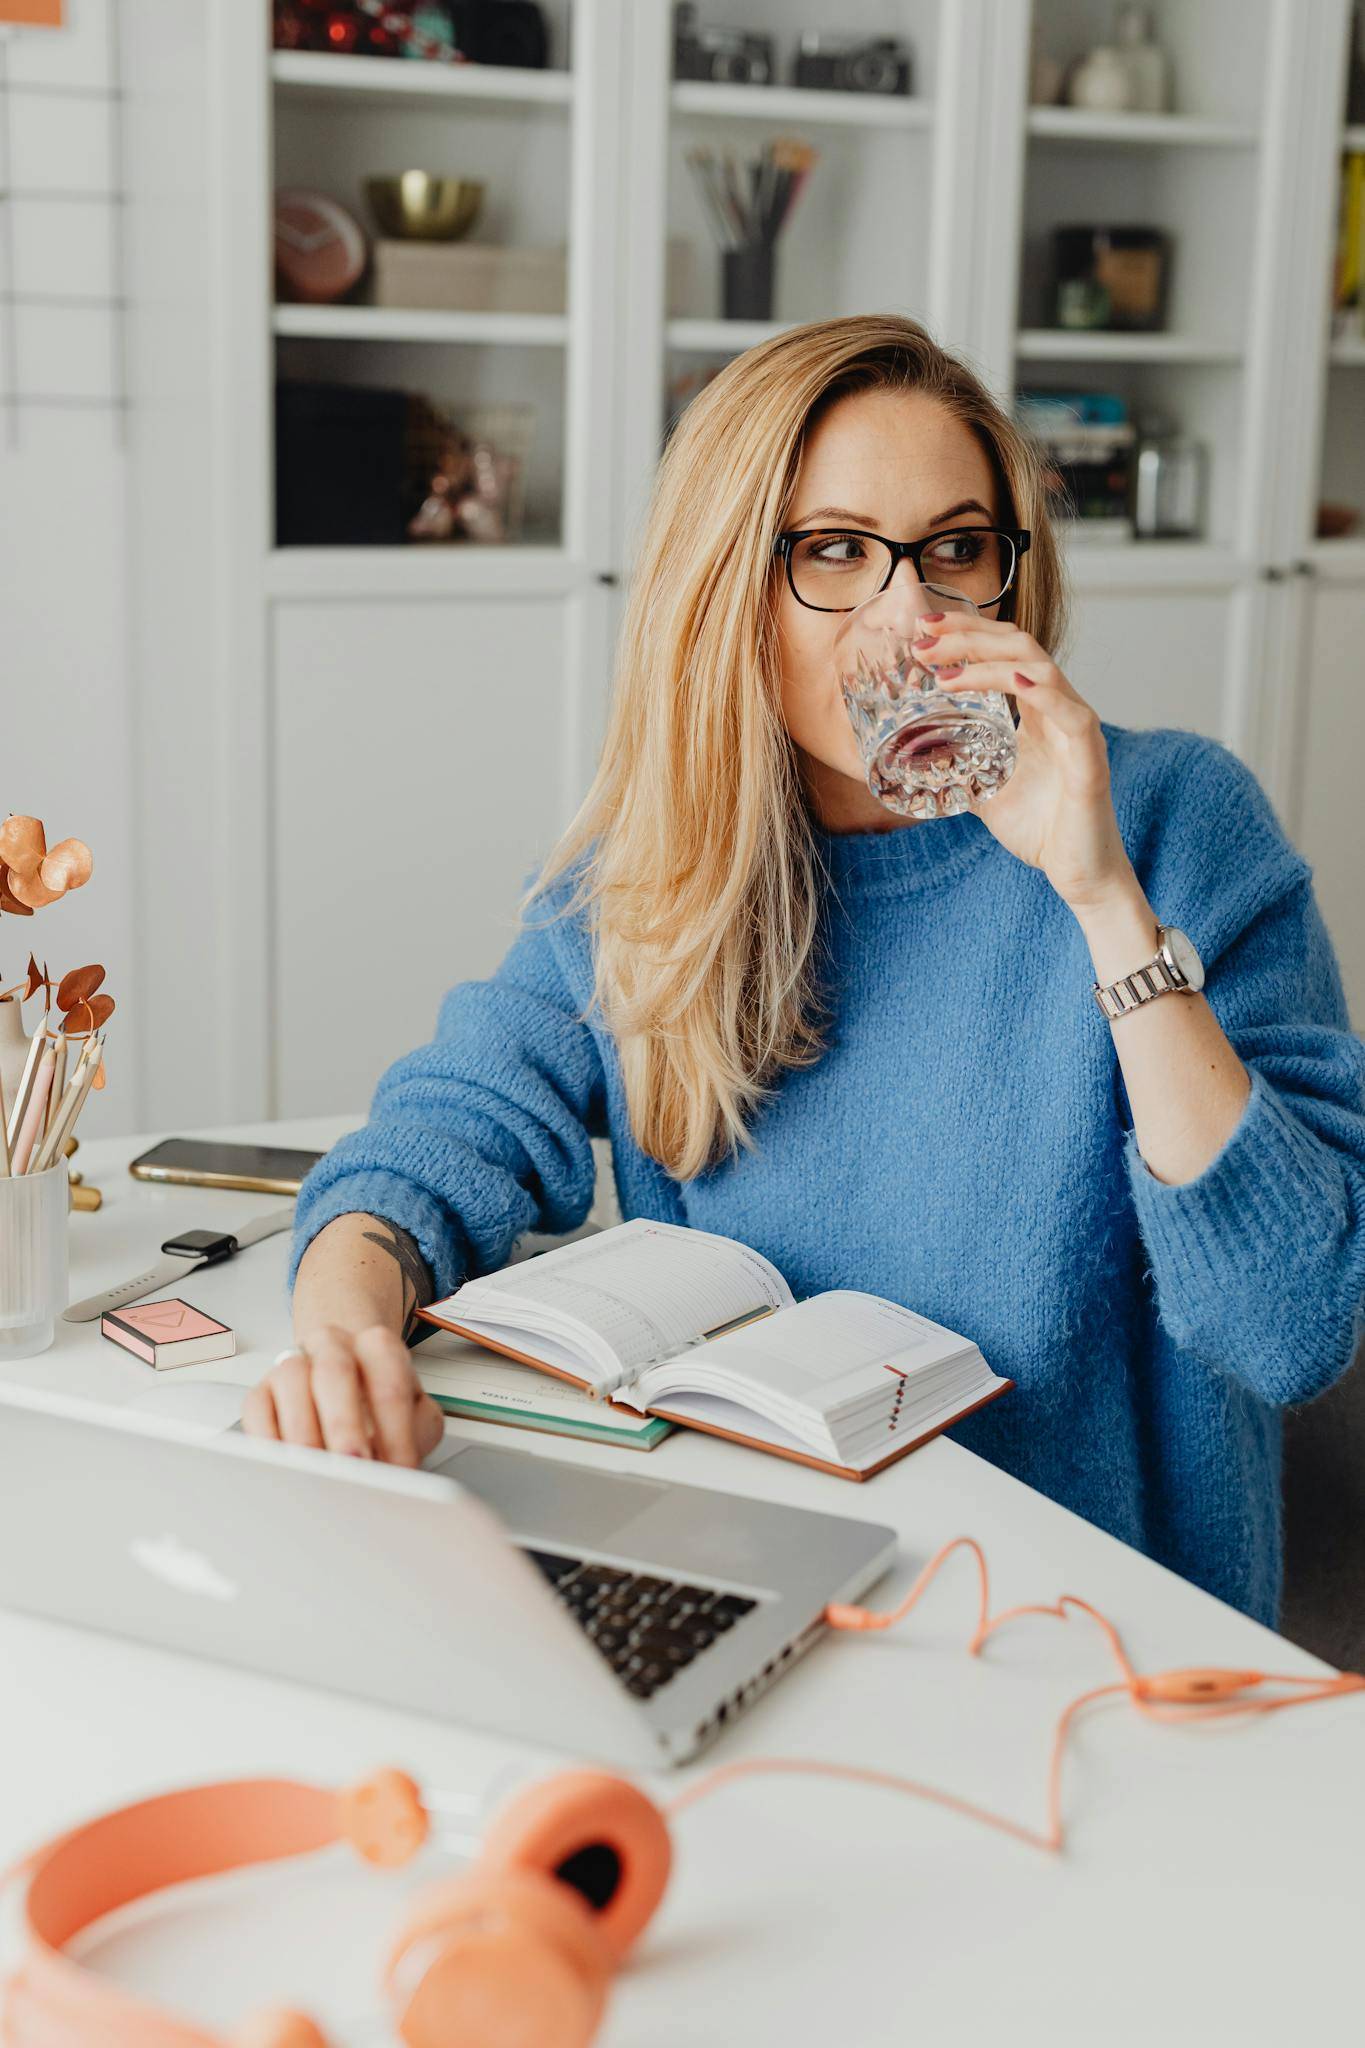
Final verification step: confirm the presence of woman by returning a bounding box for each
[246,314,1365,1629]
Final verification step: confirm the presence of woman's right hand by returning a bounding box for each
[242,1211,444,1465]
[242,1323,445,1466]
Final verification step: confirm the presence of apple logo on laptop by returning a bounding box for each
[129,1532,239,1603]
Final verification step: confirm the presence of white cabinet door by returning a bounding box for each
[1059,581,1235,741]
[1294,578,1365,1029]
[270,596,577,1117]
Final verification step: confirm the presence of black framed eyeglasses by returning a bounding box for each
[773,524,1031,613]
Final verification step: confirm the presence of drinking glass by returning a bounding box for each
[833,585,1018,820]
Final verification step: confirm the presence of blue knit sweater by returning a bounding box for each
[289,722,1365,1626]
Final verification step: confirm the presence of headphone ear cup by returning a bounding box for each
[479,1770,672,1962]
[386,1869,612,2048]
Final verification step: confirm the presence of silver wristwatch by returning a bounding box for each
[1092,922,1204,1021]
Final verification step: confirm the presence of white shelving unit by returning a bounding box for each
[1025,105,1257,145]
[665,317,785,352]
[261,543,580,600]
[268,16,584,570]
[121,0,1365,1135]
[669,79,931,128]
[272,50,575,107]
[1285,11,1365,1027]
[1013,331,1243,363]
[271,305,569,347]
[671,78,929,126]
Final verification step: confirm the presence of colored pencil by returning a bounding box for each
[44,1029,67,1143]
[11,1040,56,1175]
[33,1033,100,1174]
[5,1018,47,1154]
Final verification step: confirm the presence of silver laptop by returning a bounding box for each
[0,1384,895,1767]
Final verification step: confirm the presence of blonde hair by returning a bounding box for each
[530,314,1069,1181]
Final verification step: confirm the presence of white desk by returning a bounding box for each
[3,1118,1362,2044]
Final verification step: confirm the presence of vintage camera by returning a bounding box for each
[673,2,775,86]
[792,32,913,95]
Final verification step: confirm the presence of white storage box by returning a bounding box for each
[373,237,694,316]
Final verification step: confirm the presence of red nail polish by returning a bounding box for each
[937,662,965,678]
[921,611,945,622]
[1014,670,1035,687]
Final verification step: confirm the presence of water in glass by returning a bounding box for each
[833,585,1017,820]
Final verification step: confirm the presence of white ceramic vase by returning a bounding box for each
[1069,47,1132,112]
[0,994,32,1136]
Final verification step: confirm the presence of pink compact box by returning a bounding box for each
[100,1298,236,1370]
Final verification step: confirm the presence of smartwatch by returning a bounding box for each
[160,1229,239,1265]
[63,1206,296,1324]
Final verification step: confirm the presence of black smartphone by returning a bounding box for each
[127,1137,323,1195]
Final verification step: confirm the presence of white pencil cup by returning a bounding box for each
[0,1160,69,1359]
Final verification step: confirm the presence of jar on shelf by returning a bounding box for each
[1132,426,1207,538]
[1052,225,1170,331]
[1114,3,1172,113]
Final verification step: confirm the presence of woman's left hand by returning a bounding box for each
[912,612,1133,912]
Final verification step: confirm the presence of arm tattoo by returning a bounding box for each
[361,1220,436,1341]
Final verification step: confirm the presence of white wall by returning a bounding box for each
[0,0,137,1140]
[120,0,232,1137]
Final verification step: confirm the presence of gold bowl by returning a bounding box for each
[365,173,485,242]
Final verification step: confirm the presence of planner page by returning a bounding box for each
[432,1219,794,1386]
[645,1384,996,1473]
[630,1290,979,1421]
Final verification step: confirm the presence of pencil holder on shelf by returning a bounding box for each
[0,1159,69,1359]
[721,242,776,322]
[685,136,817,331]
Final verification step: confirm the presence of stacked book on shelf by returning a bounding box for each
[1334,148,1365,344]
[1015,388,1136,543]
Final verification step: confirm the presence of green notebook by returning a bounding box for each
[415,1339,674,1452]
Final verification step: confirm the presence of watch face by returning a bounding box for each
[1163,927,1204,992]
[161,1229,237,1259]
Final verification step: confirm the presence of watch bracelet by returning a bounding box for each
[1093,947,1184,1019]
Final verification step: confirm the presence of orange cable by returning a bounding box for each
[665,1536,1365,1855]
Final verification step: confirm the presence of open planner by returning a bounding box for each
[416,1219,1012,1480]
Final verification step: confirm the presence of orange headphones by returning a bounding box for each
[4,1765,671,2048]
[6,1535,1362,2048]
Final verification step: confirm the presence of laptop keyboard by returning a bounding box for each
[524,1549,756,1701]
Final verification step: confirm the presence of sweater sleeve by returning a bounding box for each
[286,900,606,1304]
[1119,742,1365,1408]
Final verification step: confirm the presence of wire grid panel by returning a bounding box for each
[0,0,125,431]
